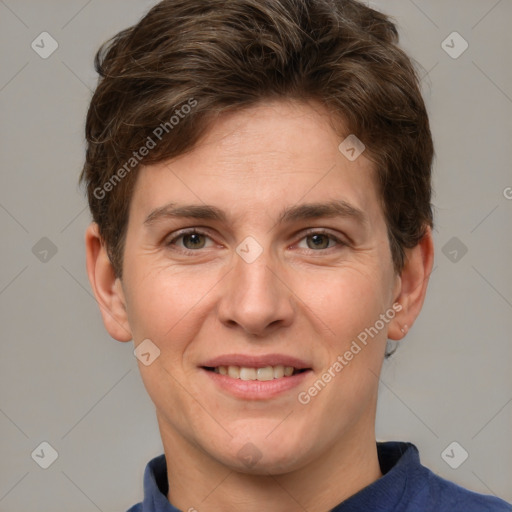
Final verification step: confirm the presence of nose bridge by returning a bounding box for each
[218,242,293,335]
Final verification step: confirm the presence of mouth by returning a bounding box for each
[202,365,309,381]
[199,354,313,399]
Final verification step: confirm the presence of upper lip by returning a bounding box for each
[200,353,312,369]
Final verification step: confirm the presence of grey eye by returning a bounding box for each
[181,233,207,249]
[306,234,332,250]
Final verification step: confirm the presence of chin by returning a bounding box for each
[220,434,313,475]
[228,452,307,475]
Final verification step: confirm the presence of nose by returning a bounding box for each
[217,246,295,337]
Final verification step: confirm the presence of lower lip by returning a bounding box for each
[200,368,311,400]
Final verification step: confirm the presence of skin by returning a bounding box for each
[86,99,433,512]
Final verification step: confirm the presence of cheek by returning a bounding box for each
[298,263,389,342]
[123,262,220,346]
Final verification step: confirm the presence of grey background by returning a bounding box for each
[0,0,511,510]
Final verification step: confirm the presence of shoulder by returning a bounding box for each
[376,441,511,512]
[408,465,511,511]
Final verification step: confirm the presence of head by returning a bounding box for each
[82,0,434,475]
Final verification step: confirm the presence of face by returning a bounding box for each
[115,100,403,473]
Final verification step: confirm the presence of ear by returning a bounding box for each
[85,222,132,342]
[388,226,434,340]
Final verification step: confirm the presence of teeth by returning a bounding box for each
[240,367,257,380]
[256,366,274,381]
[213,365,300,380]
[228,366,240,379]
[273,365,285,378]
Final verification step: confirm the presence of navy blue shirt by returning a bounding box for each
[127,441,511,511]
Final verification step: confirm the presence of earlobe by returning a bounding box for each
[85,222,132,342]
[388,226,434,341]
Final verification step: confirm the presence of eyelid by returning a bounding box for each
[295,228,348,250]
[164,227,348,252]
[165,227,216,248]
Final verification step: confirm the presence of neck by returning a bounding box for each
[158,415,382,512]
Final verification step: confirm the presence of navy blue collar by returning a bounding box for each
[331,441,416,511]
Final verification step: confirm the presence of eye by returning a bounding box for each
[297,231,344,251]
[167,230,214,250]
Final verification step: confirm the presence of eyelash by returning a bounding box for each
[165,228,347,254]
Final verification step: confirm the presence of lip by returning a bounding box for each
[199,353,313,400]
[200,353,311,370]
[201,367,312,400]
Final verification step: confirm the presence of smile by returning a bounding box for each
[203,365,308,380]
[199,354,313,399]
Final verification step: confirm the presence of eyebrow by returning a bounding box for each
[144,200,368,227]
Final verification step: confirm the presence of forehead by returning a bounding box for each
[130,100,383,227]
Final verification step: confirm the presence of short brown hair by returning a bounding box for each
[80,0,434,279]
